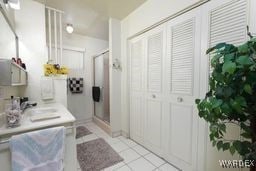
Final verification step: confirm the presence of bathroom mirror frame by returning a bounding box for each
[0,3,19,58]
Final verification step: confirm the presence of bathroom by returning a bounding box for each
[0,0,256,171]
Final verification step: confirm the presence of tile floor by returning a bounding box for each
[76,122,179,171]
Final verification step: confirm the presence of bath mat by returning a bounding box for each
[77,138,124,171]
[76,126,92,139]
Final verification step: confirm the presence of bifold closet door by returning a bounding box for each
[164,8,201,171]
[129,35,145,145]
[200,0,249,170]
[143,25,166,156]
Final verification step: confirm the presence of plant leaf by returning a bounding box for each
[244,84,252,94]
[223,143,230,151]
[241,132,251,139]
[238,43,249,53]
[233,141,242,153]
[236,55,253,65]
[217,141,223,150]
[195,99,201,104]
[230,146,236,155]
[224,53,235,62]
[222,61,236,74]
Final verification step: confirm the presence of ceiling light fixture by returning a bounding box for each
[66,24,74,34]
[3,0,20,10]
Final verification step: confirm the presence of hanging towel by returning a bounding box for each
[10,127,65,171]
[92,86,100,102]
[41,77,54,100]
[68,78,83,93]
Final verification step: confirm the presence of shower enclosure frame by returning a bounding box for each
[92,49,110,124]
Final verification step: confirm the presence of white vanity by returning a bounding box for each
[0,103,77,171]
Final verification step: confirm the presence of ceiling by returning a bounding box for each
[34,0,146,40]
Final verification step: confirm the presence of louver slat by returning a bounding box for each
[131,40,143,91]
[147,32,163,92]
[170,19,195,95]
[209,0,247,46]
[209,0,247,73]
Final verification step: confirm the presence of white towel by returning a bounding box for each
[10,127,65,171]
[41,77,54,100]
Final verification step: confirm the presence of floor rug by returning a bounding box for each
[76,126,92,139]
[77,138,124,171]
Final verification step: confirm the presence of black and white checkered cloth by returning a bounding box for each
[68,78,83,93]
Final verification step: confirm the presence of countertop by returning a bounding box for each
[0,103,76,137]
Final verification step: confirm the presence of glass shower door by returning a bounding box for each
[93,52,110,123]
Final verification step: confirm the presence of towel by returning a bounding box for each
[68,78,83,93]
[92,86,100,102]
[10,127,65,171]
[41,77,54,100]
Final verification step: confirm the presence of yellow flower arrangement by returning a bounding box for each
[44,64,69,76]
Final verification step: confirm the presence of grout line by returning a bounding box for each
[125,163,133,171]
[81,122,177,171]
[121,147,158,170]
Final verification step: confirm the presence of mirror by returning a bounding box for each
[0,4,18,59]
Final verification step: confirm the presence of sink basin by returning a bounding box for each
[29,107,58,116]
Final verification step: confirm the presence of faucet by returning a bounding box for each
[20,101,36,113]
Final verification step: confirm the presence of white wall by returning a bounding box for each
[15,0,48,103]
[62,32,108,121]
[109,18,122,135]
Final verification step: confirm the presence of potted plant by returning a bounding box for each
[195,37,256,171]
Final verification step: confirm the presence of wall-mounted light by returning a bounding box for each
[66,24,74,34]
[3,0,20,10]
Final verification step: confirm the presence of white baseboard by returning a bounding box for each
[112,131,122,137]
[121,131,129,138]
[93,116,111,135]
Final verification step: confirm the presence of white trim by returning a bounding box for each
[48,9,52,61]
[59,13,63,65]
[112,131,122,137]
[54,11,58,64]
[92,49,109,58]
[127,0,210,40]
[121,131,129,138]
[48,44,86,53]
[62,46,86,53]
[46,6,64,13]
[249,0,256,35]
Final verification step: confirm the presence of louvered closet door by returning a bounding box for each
[208,0,248,47]
[144,25,166,156]
[164,8,201,171]
[199,0,249,170]
[129,35,145,144]
[204,0,248,74]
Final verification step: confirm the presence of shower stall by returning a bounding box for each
[93,50,110,124]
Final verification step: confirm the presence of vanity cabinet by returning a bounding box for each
[0,59,27,86]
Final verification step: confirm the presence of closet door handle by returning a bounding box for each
[152,94,156,98]
[177,97,183,102]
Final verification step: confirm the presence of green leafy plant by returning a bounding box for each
[195,37,256,170]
